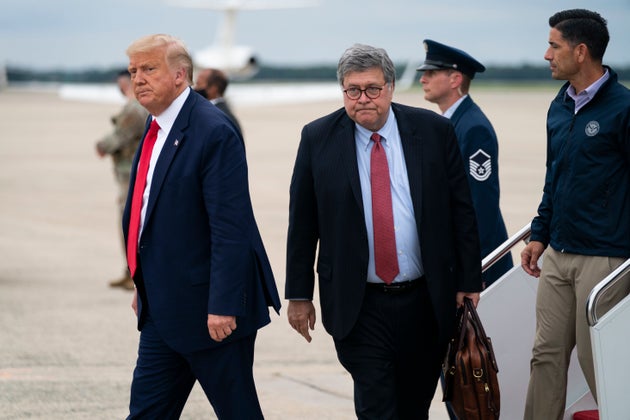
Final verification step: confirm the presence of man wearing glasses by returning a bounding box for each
[285,43,482,419]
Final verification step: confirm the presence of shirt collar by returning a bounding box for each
[355,107,397,151]
[443,94,468,119]
[566,68,609,102]
[153,87,191,134]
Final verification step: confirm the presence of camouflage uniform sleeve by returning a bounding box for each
[96,100,148,156]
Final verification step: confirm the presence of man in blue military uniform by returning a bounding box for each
[418,39,513,288]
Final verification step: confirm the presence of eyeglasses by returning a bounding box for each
[343,85,387,100]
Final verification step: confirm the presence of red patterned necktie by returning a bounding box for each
[126,119,159,278]
[370,132,399,284]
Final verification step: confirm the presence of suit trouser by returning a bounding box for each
[334,279,444,420]
[127,314,262,420]
[524,247,629,420]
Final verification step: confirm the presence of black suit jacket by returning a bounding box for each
[285,102,481,344]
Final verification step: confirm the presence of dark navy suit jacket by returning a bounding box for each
[213,98,242,136]
[123,90,280,354]
[450,96,513,286]
[285,102,482,345]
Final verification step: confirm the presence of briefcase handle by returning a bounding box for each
[463,297,499,373]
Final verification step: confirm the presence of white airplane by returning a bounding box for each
[56,0,416,107]
[58,0,331,105]
[168,0,318,80]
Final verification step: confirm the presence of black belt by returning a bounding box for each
[366,277,424,294]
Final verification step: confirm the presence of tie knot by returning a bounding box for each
[149,119,160,132]
[371,132,381,143]
[144,119,160,145]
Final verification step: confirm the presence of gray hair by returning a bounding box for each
[336,43,396,87]
[126,34,193,85]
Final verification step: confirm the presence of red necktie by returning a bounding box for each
[370,133,399,284]
[126,119,159,278]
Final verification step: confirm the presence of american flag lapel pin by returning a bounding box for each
[174,139,179,146]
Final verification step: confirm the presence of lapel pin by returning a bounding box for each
[174,139,179,146]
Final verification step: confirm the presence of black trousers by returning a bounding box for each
[334,279,444,420]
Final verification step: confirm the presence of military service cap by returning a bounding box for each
[417,39,485,79]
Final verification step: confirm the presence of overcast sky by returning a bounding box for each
[2,0,629,70]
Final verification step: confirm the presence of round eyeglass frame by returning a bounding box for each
[343,84,387,100]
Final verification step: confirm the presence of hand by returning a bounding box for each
[456,292,480,308]
[207,314,237,342]
[521,240,545,278]
[131,289,138,316]
[95,143,106,157]
[287,300,316,343]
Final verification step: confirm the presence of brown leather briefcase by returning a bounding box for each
[442,298,500,420]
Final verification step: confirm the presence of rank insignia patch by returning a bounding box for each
[469,149,491,181]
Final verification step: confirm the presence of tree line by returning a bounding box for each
[6,63,629,84]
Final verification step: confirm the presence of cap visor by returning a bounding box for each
[416,63,443,71]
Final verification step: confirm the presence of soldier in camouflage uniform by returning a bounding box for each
[96,69,149,290]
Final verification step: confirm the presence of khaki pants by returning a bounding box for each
[524,248,629,420]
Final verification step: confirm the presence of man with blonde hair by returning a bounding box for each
[123,34,280,419]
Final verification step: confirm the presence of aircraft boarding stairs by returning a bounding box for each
[478,223,630,420]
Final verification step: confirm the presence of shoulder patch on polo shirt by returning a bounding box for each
[469,149,491,181]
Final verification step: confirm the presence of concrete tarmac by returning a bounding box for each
[0,84,556,419]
